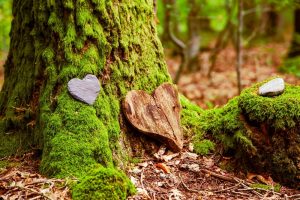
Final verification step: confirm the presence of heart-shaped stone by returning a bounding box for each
[123,83,183,152]
[68,74,100,105]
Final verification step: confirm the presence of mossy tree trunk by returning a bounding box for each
[0,0,170,197]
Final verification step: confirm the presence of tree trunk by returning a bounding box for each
[0,0,170,198]
[281,7,300,77]
[288,8,300,58]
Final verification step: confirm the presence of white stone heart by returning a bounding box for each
[68,74,100,105]
[258,78,285,97]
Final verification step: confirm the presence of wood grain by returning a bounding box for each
[123,83,183,152]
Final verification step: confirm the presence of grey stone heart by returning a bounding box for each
[258,78,285,97]
[68,74,100,105]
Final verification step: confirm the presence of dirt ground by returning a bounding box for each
[0,43,300,199]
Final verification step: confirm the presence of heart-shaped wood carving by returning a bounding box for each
[68,74,100,105]
[123,83,183,152]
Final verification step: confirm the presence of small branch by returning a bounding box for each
[201,169,236,183]
[243,7,272,16]
[179,173,200,193]
[213,182,242,193]
[168,22,186,50]
[7,185,53,200]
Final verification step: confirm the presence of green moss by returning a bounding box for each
[250,183,281,193]
[0,160,20,169]
[197,97,255,154]
[192,79,300,187]
[193,139,215,155]
[72,166,136,200]
[180,95,203,137]
[239,81,300,131]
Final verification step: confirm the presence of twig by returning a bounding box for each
[213,182,242,193]
[179,174,199,193]
[243,7,272,16]
[7,185,53,200]
[231,190,251,197]
[286,194,300,199]
[140,167,151,200]
[237,181,264,198]
[201,169,236,183]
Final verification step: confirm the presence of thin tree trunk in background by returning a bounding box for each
[288,8,300,58]
[236,0,243,94]
[186,0,201,72]
[207,0,234,78]
[153,0,157,15]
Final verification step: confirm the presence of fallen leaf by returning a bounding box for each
[155,163,171,173]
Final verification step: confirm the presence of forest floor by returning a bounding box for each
[0,43,300,199]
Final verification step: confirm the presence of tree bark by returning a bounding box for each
[0,0,170,182]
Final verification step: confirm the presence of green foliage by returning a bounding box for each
[280,56,300,78]
[193,139,215,155]
[250,183,281,192]
[202,0,236,32]
[0,0,12,55]
[72,166,136,200]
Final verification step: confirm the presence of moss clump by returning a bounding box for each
[192,78,300,188]
[193,139,215,155]
[198,98,255,155]
[239,82,300,131]
[72,166,136,200]
[250,183,281,193]
[180,95,216,155]
[180,95,204,137]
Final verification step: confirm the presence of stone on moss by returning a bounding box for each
[191,79,300,188]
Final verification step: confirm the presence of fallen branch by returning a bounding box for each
[201,169,236,183]
[213,182,242,193]
[179,173,199,193]
[5,185,53,200]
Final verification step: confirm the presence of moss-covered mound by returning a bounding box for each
[72,166,135,200]
[189,79,300,188]
[239,81,300,188]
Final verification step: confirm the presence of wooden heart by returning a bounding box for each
[123,83,183,152]
[68,74,100,105]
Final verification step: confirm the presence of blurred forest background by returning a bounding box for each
[0,0,299,108]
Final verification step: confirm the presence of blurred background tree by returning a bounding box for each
[0,0,11,58]
[0,0,11,89]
